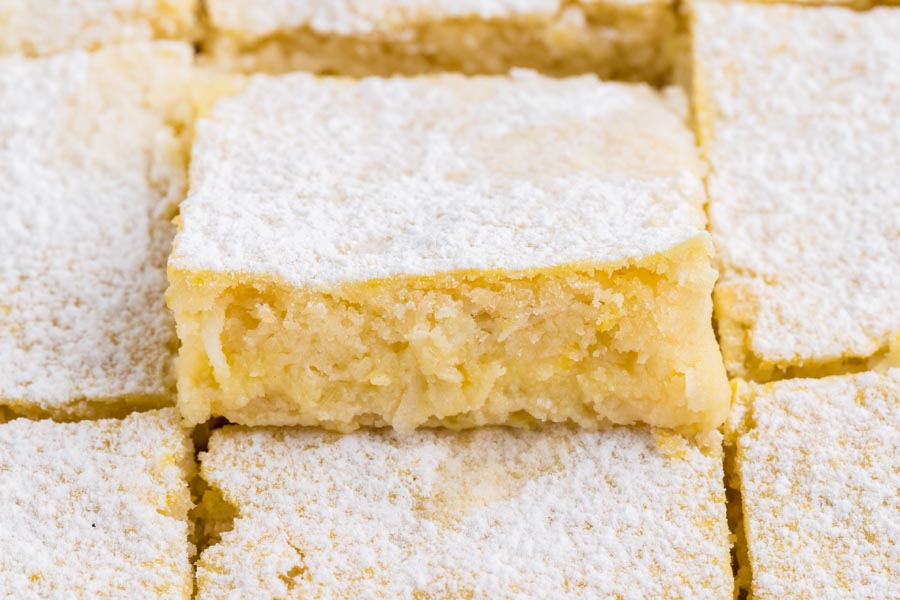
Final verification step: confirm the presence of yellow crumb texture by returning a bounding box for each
[195,425,732,598]
[171,242,729,435]
[0,409,195,598]
[0,0,198,55]
[203,0,680,83]
[728,370,900,598]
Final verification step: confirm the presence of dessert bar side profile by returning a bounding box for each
[168,71,730,435]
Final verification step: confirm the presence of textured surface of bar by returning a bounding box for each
[0,409,194,598]
[692,1,900,380]
[726,369,900,598]
[196,425,732,598]
[204,0,680,83]
[0,0,197,55]
[169,72,729,434]
[726,370,900,598]
[0,43,195,418]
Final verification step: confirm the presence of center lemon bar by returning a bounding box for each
[168,71,730,434]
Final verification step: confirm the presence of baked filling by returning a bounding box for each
[205,1,680,83]
[170,237,728,435]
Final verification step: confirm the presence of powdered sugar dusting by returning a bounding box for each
[735,370,900,597]
[694,2,900,375]
[0,44,194,414]
[209,0,577,38]
[208,0,667,39]
[0,409,194,597]
[172,72,708,287]
[197,425,731,598]
[0,0,197,55]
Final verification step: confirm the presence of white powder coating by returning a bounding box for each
[693,2,900,374]
[734,370,900,598]
[207,0,658,39]
[197,425,731,598]
[0,0,197,55]
[0,44,194,414]
[0,409,194,598]
[172,72,709,287]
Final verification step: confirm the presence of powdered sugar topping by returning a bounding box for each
[695,2,900,372]
[735,370,900,597]
[197,425,730,598]
[172,72,708,287]
[0,409,193,597]
[0,44,193,413]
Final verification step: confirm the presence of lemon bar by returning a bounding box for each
[692,1,900,381]
[0,43,195,419]
[168,72,730,434]
[726,370,900,598]
[0,409,194,598]
[0,0,197,56]
[203,0,680,83]
[196,424,732,598]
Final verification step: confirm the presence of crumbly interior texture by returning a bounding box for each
[195,425,731,598]
[204,0,680,83]
[692,1,900,381]
[170,240,728,435]
[0,0,198,55]
[726,371,900,598]
[168,72,729,434]
[0,409,195,598]
[0,44,237,420]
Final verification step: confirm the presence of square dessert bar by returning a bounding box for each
[0,43,194,419]
[726,370,900,598]
[195,424,732,598]
[0,0,197,55]
[169,72,730,434]
[0,409,194,598]
[692,1,900,380]
[204,0,680,83]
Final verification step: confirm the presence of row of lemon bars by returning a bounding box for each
[1,0,899,598]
